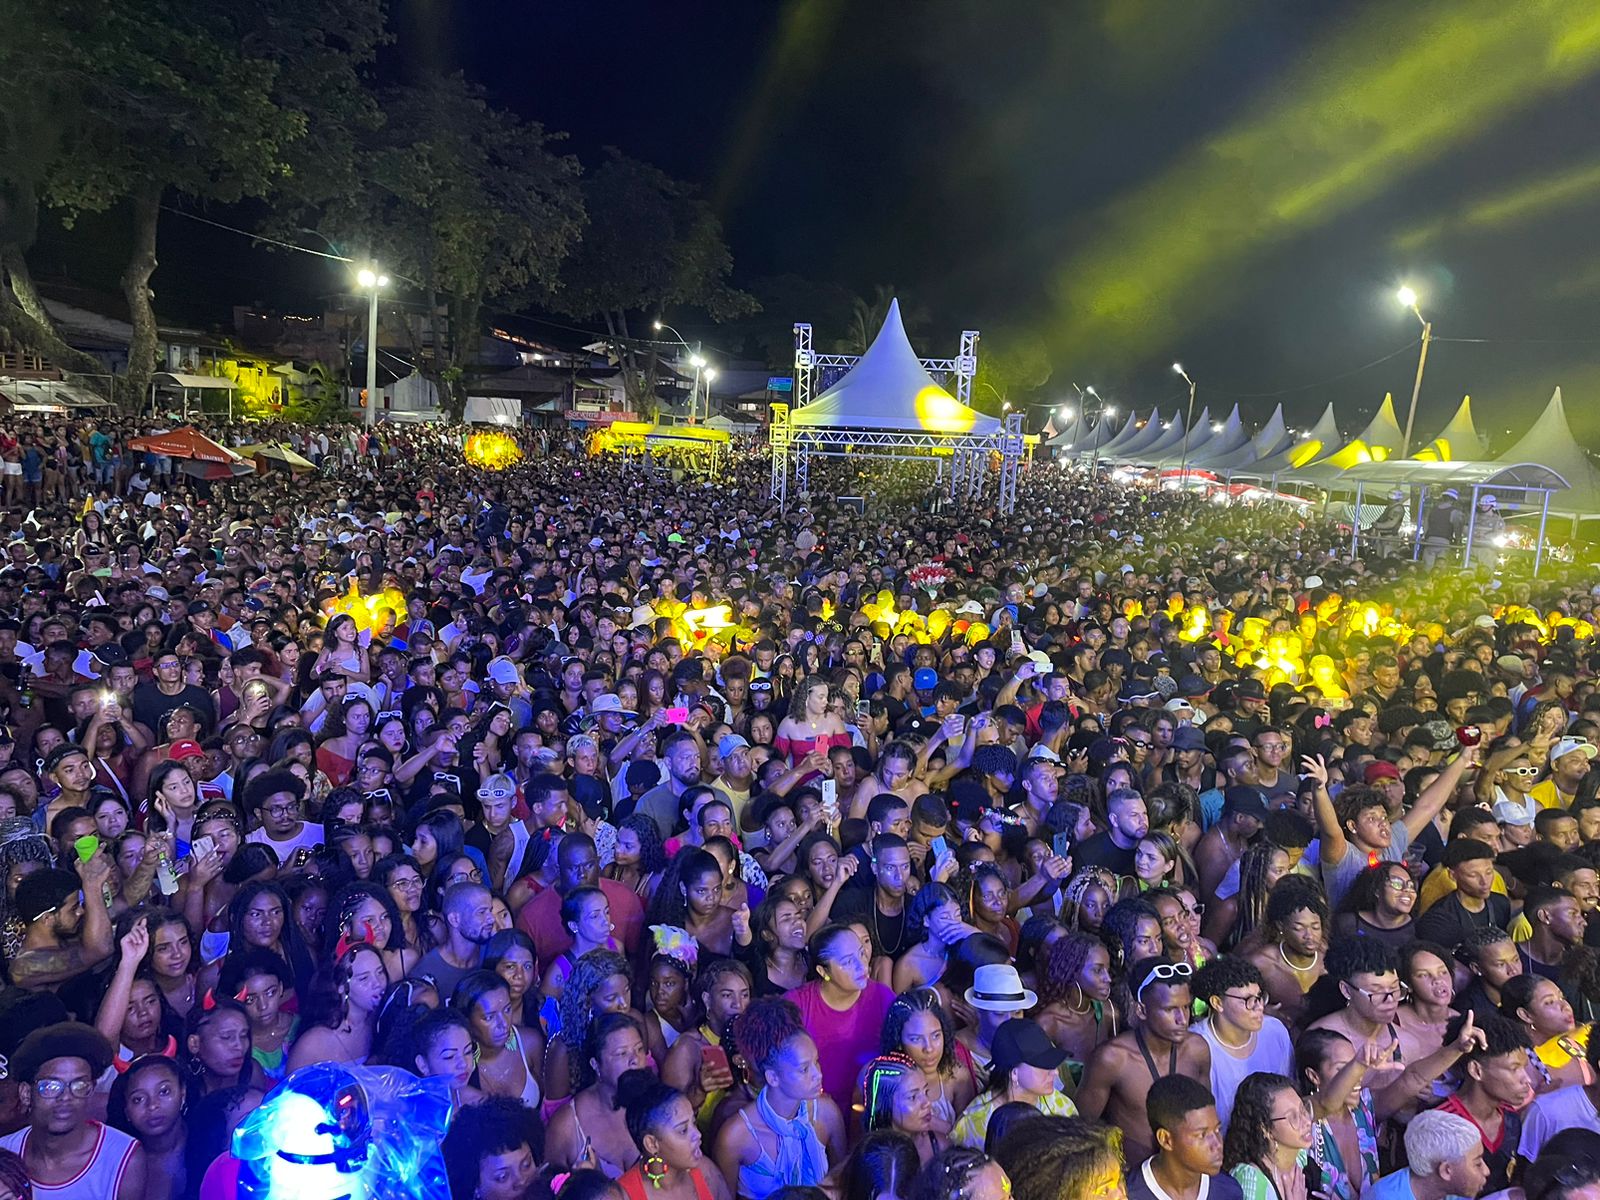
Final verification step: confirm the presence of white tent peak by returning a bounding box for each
[1413,395,1484,461]
[1496,387,1600,518]
[790,298,998,435]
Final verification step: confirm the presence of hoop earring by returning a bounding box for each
[644,1154,668,1188]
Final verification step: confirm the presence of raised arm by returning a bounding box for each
[1401,745,1479,842]
[1300,754,1347,866]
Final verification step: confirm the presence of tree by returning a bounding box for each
[833,285,929,355]
[971,333,1053,417]
[548,149,756,418]
[312,76,585,418]
[0,0,384,409]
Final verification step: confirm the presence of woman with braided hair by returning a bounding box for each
[1203,840,1291,950]
[1059,867,1116,936]
[909,1146,1011,1200]
[712,997,845,1200]
[880,988,977,1137]
[0,1148,28,1200]
[859,1053,944,1165]
[544,949,642,1111]
[1034,931,1116,1073]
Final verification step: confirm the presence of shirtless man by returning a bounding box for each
[849,741,928,818]
[1076,956,1211,1165]
[1241,878,1328,1029]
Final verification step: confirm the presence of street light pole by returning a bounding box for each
[1173,363,1197,489]
[358,267,388,428]
[653,320,705,424]
[1396,286,1431,459]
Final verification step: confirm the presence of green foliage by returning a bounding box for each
[316,75,585,372]
[971,333,1052,415]
[550,149,756,324]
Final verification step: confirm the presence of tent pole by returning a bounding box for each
[1412,488,1426,561]
[1351,483,1363,558]
[1462,484,1481,569]
[1535,490,1551,577]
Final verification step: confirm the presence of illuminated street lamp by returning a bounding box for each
[1396,286,1432,458]
[654,318,707,424]
[357,267,389,427]
[1173,362,1197,487]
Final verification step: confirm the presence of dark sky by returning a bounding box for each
[34,0,1600,446]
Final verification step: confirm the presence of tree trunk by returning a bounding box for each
[0,245,111,385]
[119,182,163,415]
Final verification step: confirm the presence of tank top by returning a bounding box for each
[0,1122,139,1196]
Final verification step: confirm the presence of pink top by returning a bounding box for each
[772,731,852,770]
[785,979,895,1115]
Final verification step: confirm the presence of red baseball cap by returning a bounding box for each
[1363,761,1401,784]
[168,740,206,762]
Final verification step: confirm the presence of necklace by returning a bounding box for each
[1279,942,1320,973]
[1211,1021,1256,1051]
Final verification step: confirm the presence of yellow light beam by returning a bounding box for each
[1032,1,1600,366]
[1396,158,1600,252]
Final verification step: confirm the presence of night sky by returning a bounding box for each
[32,1,1600,445]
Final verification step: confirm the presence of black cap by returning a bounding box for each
[1175,673,1212,698]
[1236,678,1267,700]
[1222,786,1269,820]
[90,644,128,667]
[990,1018,1068,1076]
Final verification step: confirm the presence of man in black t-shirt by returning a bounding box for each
[1415,839,1510,945]
[1074,787,1148,878]
[832,833,911,958]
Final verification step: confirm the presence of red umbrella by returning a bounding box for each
[128,426,254,478]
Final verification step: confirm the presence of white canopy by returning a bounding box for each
[1289,394,1404,482]
[1147,407,1213,466]
[1096,408,1153,456]
[1103,409,1171,461]
[1109,410,1189,463]
[1186,405,1256,469]
[1234,402,1341,480]
[1413,396,1484,462]
[1496,387,1600,519]
[790,299,997,435]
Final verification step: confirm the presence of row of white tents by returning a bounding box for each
[1047,388,1600,521]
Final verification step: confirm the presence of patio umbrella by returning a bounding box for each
[236,442,316,474]
[128,426,254,479]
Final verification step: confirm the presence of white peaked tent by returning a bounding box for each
[1104,409,1171,461]
[774,297,1024,511]
[1096,407,1154,456]
[790,300,998,435]
[1049,409,1121,454]
[1204,404,1291,471]
[1148,407,1215,466]
[1412,396,1485,462]
[1184,404,1254,470]
[1496,387,1600,519]
[1111,410,1189,463]
[1234,402,1341,480]
[1288,394,1405,482]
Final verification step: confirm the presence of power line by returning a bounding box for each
[160,205,355,264]
[1201,338,1421,399]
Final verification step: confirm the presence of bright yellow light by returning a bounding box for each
[914,385,978,434]
[327,579,406,635]
[357,269,377,288]
[463,431,524,470]
[1396,286,1418,308]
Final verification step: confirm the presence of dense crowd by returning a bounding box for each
[0,409,1599,1200]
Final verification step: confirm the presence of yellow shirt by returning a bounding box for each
[1529,780,1575,811]
[952,1088,1078,1149]
[1418,863,1509,913]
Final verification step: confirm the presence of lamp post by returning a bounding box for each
[1396,286,1431,459]
[1172,364,1197,489]
[653,319,705,424]
[357,267,389,427]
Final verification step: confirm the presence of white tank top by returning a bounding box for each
[0,1121,138,1196]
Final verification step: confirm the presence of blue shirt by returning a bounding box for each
[1368,1169,1468,1200]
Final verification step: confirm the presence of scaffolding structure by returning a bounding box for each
[772,319,1024,512]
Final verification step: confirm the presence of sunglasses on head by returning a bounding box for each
[1135,960,1193,1002]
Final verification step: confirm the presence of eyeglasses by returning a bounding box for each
[1183,901,1206,917]
[1504,767,1540,778]
[262,803,301,819]
[1350,982,1408,1005]
[1222,991,1266,1010]
[33,1077,94,1100]
[1270,1100,1314,1128]
[1135,960,1193,1001]
[1383,877,1418,893]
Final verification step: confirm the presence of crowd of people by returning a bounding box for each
[0,408,1598,1200]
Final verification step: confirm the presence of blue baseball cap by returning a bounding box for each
[913,667,939,691]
